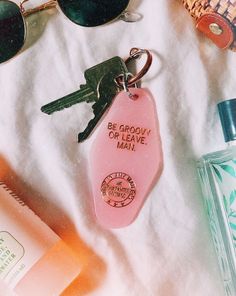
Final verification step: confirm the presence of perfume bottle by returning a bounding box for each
[0,182,81,296]
[197,99,236,296]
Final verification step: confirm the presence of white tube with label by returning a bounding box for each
[0,182,80,296]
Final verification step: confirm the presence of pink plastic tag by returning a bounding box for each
[90,88,163,228]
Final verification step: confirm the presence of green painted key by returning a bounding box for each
[41,56,128,115]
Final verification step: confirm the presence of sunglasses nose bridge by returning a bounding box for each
[20,0,57,17]
[19,0,28,14]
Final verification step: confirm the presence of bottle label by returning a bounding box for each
[0,183,60,288]
[211,160,236,248]
[0,232,25,279]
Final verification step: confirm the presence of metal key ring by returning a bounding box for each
[117,48,152,87]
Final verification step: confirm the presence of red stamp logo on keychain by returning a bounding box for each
[101,172,136,208]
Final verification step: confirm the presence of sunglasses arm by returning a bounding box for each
[20,0,57,17]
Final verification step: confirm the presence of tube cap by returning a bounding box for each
[218,99,236,142]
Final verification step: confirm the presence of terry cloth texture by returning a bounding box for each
[0,0,235,295]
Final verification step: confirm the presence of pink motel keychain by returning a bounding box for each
[90,48,163,228]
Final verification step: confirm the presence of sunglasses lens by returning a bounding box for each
[0,0,25,63]
[57,0,130,27]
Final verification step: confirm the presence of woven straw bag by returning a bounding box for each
[182,0,236,50]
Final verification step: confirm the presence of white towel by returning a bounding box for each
[0,0,234,295]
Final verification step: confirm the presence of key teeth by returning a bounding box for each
[41,102,73,114]
[41,105,52,115]
[77,111,99,143]
[40,58,129,142]
[78,132,87,143]
[79,84,87,89]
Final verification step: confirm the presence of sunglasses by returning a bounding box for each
[0,0,134,63]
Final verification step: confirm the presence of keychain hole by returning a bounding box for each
[129,93,139,100]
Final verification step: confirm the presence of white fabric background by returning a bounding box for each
[1,0,236,295]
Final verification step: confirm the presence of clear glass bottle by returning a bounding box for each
[197,99,236,296]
